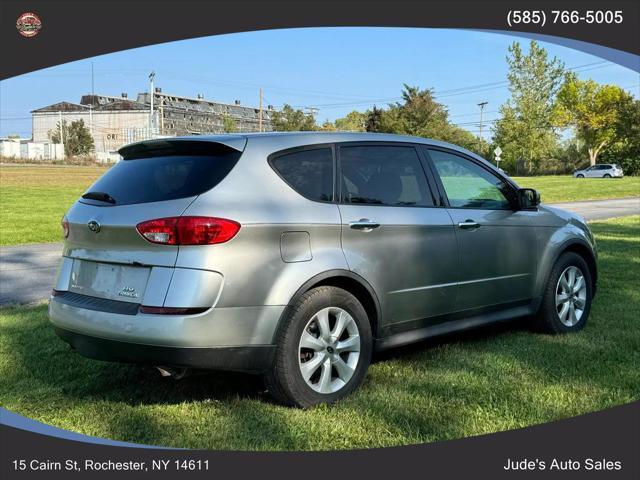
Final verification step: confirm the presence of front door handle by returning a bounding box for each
[458,220,480,229]
[349,219,380,231]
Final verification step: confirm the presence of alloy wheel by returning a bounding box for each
[298,307,361,394]
[555,266,588,327]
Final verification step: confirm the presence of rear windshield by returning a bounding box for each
[81,151,241,206]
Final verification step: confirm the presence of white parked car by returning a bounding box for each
[573,164,624,178]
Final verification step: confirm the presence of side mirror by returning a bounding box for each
[518,188,540,209]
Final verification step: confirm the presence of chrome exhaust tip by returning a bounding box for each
[155,366,189,380]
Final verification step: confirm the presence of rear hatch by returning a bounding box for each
[61,138,245,303]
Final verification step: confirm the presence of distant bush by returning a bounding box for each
[0,156,104,166]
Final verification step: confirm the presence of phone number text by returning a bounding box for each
[507,10,623,28]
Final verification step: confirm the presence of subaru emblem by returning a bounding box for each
[87,220,101,233]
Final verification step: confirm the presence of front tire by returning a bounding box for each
[535,252,593,334]
[264,286,372,407]
[604,173,612,178]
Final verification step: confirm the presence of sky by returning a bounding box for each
[1,27,638,140]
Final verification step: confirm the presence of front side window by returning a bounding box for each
[339,145,434,207]
[271,148,334,202]
[427,149,513,210]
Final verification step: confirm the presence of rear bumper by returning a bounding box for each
[49,294,284,372]
[54,326,275,373]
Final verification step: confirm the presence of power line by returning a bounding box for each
[292,61,612,110]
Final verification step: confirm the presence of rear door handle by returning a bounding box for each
[349,219,380,231]
[458,220,480,229]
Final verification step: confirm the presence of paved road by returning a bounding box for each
[548,197,640,221]
[1,197,638,306]
[1,243,62,305]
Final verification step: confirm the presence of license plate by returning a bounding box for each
[69,260,150,303]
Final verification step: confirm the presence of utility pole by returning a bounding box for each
[159,96,164,135]
[258,88,263,133]
[91,62,94,96]
[477,101,488,152]
[149,71,155,134]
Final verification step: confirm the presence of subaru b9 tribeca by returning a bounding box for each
[50,132,597,407]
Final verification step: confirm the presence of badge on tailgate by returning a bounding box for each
[118,286,139,299]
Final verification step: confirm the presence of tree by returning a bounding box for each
[222,114,238,133]
[365,106,384,132]
[319,120,337,131]
[598,95,640,175]
[554,75,631,166]
[362,85,487,157]
[48,119,94,157]
[270,104,317,131]
[377,85,450,137]
[363,85,449,137]
[492,41,565,173]
[334,111,367,132]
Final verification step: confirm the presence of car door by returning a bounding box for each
[337,143,458,332]
[586,166,599,178]
[423,147,537,311]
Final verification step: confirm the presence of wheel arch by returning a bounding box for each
[271,269,382,342]
[541,239,598,299]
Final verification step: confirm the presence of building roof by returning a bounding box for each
[31,101,88,113]
[32,92,270,116]
[32,96,148,113]
[137,92,273,119]
[81,94,148,110]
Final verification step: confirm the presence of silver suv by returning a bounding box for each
[50,133,597,407]
[573,164,624,178]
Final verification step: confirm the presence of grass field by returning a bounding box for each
[1,215,638,450]
[513,175,640,203]
[0,165,638,245]
[0,165,108,245]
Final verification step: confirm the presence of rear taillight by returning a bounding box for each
[61,216,69,238]
[136,216,240,245]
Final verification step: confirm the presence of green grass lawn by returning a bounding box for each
[1,216,638,450]
[0,165,638,246]
[513,175,640,203]
[0,165,108,246]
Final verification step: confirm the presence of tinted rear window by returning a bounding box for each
[271,148,334,202]
[340,145,434,207]
[82,151,241,206]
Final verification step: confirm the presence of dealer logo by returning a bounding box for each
[16,12,42,38]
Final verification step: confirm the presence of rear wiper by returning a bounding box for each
[82,191,116,204]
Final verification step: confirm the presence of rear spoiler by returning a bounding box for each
[118,136,247,160]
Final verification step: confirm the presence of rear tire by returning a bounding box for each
[577,174,585,178]
[264,286,372,408]
[534,252,593,334]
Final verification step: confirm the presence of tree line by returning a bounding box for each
[271,41,639,176]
